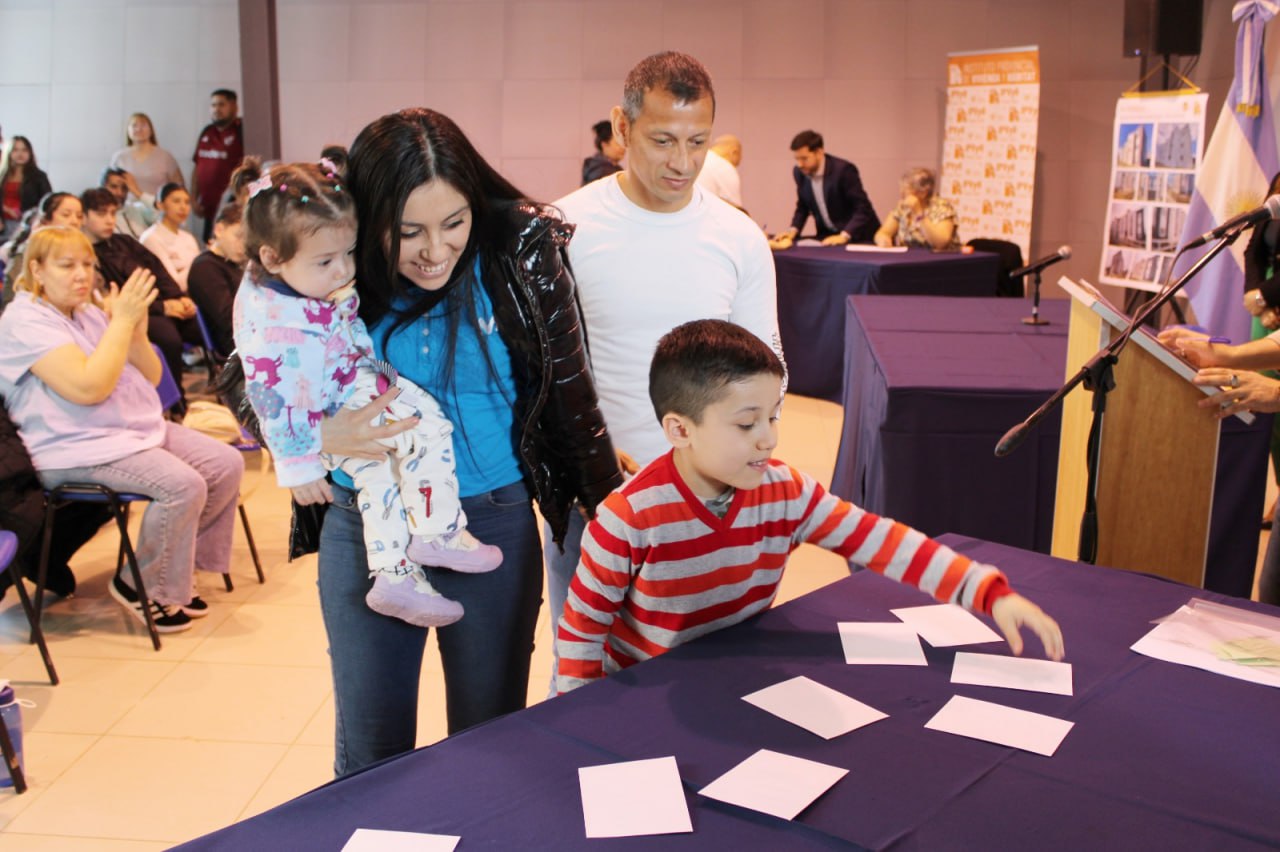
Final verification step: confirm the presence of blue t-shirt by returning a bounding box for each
[333,267,524,497]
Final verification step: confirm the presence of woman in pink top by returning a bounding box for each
[0,227,243,632]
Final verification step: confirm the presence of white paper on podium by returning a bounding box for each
[924,695,1074,756]
[742,675,888,739]
[950,652,1074,696]
[837,622,928,665]
[578,756,693,838]
[891,603,1003,647]
[699,749,848,820]
[342,828,460,852]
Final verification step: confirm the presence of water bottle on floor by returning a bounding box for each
[0,680,24,788]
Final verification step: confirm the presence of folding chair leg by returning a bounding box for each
[223,572,233,592]
[11,559,57,685]
[238,504,265,584]
[110,498,161,651]
[0,712,26,794]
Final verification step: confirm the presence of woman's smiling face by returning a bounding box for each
[395,179,471,291]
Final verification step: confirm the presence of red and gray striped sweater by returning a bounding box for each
[555,452,1012,693]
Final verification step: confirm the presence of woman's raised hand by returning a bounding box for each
[103,268,157,327]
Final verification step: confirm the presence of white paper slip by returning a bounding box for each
[891,603,1003,647]
[699,749,848,820]
[742,675,888,739]
[950,652,1073,696]
[1131,604,1280,689]
[838,622,928,665]
[342,828,460,852]
[578,756,693,838]
[845,244,908,252]
[924,695,1074,756]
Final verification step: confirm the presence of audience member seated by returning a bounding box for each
[1,136,52,241]
[140,183,200,291]
[110,113,184,200]
[80,188,201,405]
[187,202,244,357]
[101,167,159,238]
[0,227,243,631]
[874,167,960,251]
[581,119,624,185]
[2,192,83,308]
[769,129,879,250]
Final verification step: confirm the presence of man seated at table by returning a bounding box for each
[554,319,1064,693]
[769,129,879,250]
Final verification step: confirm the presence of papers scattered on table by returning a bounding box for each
[742,675,888,739]
[342,828,459,851]
[924,695,1074,756]
[578,756,693,838]
[845,244,908,252]
[891,603,1003,648]
[950,652,1074,696]
[699,749,848,820]
[838,622,928,665]
[1131,598,1280,688]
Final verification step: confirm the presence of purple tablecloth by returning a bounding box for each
[175,536,1280,850]
[830,295,1270,596]
[775,246,1000,402]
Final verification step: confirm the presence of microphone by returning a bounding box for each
[1183,195,1280,249]
[1010,245,1072,279]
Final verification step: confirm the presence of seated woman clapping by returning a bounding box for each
[873,167,960,251]
[0,227,243,632]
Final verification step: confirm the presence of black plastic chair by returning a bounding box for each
[967,238,1025,297]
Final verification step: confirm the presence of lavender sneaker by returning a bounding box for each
[406,530,503,574]
[366,570,463,627]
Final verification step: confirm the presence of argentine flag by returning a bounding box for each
[1179,1,1280,343]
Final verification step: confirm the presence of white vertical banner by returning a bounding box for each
[1098,93,1208,293]
[940,46,1041,258]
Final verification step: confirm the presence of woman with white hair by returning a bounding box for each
[874,167,959,251]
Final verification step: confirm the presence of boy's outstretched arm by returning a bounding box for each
[991,593,1064,661]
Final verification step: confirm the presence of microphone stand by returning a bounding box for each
[994,228,1243,564]
[1021,267,1049,326]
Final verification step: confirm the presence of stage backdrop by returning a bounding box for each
[939,46,1040,260]
[1098,92,1209,293]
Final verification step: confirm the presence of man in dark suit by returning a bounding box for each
[770,129,879,249]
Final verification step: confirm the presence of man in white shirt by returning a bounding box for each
[550,51,782,655]
[696,134,745,210]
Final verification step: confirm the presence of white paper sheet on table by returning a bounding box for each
[838,622,928,665]
[924,695,1074,756]
[578,756,693,838]
[891,603,1003,647]
[950,652,1074,696]
[698,749,848,820]
[845,244,908,252]
[1130,600,1280,689]
[742,675,888,739]
[342,828,460,852]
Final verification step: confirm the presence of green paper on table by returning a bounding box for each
[1215,636,1280,666]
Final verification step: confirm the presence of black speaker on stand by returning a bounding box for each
[1124,0,1204,89]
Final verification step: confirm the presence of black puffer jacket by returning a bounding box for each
[485,202,622,547]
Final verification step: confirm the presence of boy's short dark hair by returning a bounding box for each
[790,129,824,152]
[649,319,784,424]
[100,166,127,185]
[80,187,119,214]
[212,88,238,101]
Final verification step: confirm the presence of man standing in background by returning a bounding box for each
[190,89,243,242]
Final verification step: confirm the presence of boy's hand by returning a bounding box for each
[991,593,1064,661]
[291,478,333,506]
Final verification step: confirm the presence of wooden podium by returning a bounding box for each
[1051,278,1254,587]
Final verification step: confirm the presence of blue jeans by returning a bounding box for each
[318,479,543,777]
[542,508,586,693]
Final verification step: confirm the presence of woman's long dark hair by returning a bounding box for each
[346,108,529,451]
[0,136,46,201]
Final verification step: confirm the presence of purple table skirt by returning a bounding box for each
[830,296,1270,596]
[775,246,1000,402]
[175,537,1280,851]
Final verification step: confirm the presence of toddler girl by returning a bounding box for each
[232,161,500,627]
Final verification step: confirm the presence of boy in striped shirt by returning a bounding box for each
[555,319,1064,693]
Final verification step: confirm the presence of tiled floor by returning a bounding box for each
[0,392,854,849]
[0,390,1270,849]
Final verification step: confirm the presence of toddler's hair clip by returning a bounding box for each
[319,157,338,176]
[246,174,273,199]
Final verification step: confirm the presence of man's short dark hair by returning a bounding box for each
[80,187,119,214]
[790,130,823,152]
[622,51,716,122]
[215,201,242,227]
[211,88,238,101]
[649,319,784,424]
[591,120,613,152]
[100,166,127,186]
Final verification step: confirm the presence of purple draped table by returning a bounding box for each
[830,295,1270,596]
[774,246,1000,402]
[174,536,1280,850]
